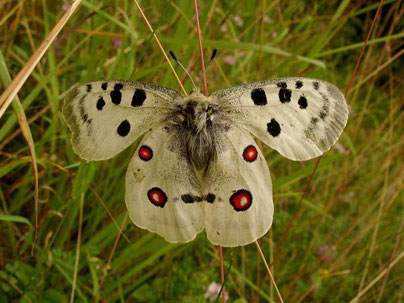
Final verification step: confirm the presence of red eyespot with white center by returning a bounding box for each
[139,145,153,161]
[147,187,167,207]
[230,189,253,211]
[242,145,258,162]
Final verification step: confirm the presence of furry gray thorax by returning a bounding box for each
[167,92,231,170]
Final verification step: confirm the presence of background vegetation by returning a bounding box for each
[0,0,403,302]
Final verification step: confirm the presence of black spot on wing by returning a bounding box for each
[267,118,281,137]
[131,89,146,107]
[277,82,287,88]
[298,95,308,109]
[181,194,203,203]
[86,84,92,92]
[117,120,130,137]
[251,88,267,105]
[194,196,203,202]
[96,96,105,110]
[110,83,124,105]
[279,88,292,103]
[295,81,303,89]
[181,194,194,203]
[114,83,124,90]
[101,82,108,90]
[110,90,122,105]
[206,193,216,203]
[313,81,319,90]
[82,114,88,122]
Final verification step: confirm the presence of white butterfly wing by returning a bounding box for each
[125,126,204,243]
[63,80,180,160]
[203,126,273,247]
[212,78,348,161]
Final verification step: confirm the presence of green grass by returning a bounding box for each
[1,0,403,302]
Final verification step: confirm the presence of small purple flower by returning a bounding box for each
[348,105,355,116]
[335,142,346,153]
[317,245,336,262]
[233,15,244,26]
[63,2,70,11]
[223,56,236,65]
[263,15,272,24]
[112,37,122,49]
[220,23,228,32]
[204,282,229,301]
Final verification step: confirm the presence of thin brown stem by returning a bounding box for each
[219,246,225,303]
[345,0,385,97]
[89,187,130,243]
[193,0,208,96]
[255,241,284,303]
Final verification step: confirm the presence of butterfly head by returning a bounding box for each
[179,91,220,128]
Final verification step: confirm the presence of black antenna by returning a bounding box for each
[169,50,178,61]
[210,48,217,62]
[169,50,197,91]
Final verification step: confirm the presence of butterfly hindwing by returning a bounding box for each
[212,78,348,161]
[203,125,273,247]
[125,126,205,243]
[62,80,180,160]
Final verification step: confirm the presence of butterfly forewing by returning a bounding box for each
[212,78,348,161]
[203,126,273,247]
[62,80,180,161]
[125,126,205,243]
